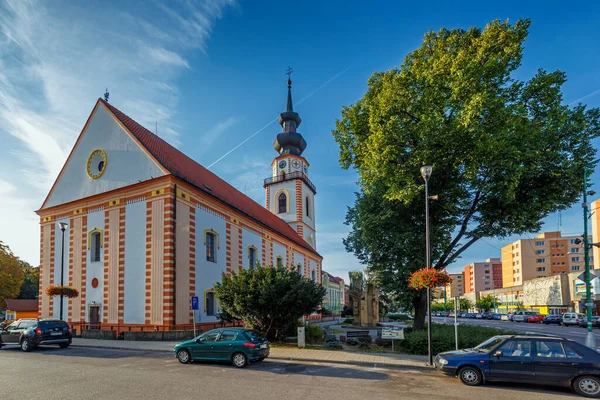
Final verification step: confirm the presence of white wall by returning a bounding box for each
[45,105,165,208]
[301,188,315,229]
[268,181,297,224]
[294,251,305,277]
[242,227,262,269]
[85,209,105,321]
[195,206,227,323]
[123,200,146,324]
[52,218,70,320]
[273,242,286,266]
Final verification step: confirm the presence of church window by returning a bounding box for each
[305,196,310,218]
[276,256,283,267]
[248,246,257,269]
[311,270,316,281]
[297,264,302,275]
[205,291,215,316]
[278,193,287,214]
[90,231,102,262]
[206,232,216,262]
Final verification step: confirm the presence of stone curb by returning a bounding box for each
[70,343,432,371]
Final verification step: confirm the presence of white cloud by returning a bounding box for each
[199,117,239,153]
[0,0,236,264]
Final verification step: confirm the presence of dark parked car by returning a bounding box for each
[492,314,503,320]
[578,316,600,328]
[0,318,72,352]
[174,328,269,368]
[434,335,600,398]
[544,315,563,325]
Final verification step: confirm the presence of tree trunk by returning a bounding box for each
[412,291,428,331]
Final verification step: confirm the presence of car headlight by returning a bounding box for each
[438,358,448,365]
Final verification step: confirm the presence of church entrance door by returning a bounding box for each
[89,305,100,330]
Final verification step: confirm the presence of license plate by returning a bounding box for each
[260,344,267,349]
[50,331,62,336]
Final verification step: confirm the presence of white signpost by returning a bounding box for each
[382,326,404,352]
[191,296,199,338]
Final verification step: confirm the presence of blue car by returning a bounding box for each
[434,335,600,398]
[543,315,563,325]
[492,314,502,320]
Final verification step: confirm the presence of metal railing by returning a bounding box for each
[264,171,317,194]
[68,320,244,336]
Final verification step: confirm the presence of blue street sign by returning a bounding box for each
[191,296,199,311]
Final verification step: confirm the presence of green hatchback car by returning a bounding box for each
[174,328,270,368]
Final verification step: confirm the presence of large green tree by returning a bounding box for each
[17,260,40,300]
[476,295,501,312]
[333,19,600,330]
[0,242,24,302]
[214,265,326,341]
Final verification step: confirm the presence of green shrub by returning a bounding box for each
[325,334,337,342]
[357,335,372,344]
[305,324,325,344]
[343,318,354,324]
[346,337,361,346]
[400,324,516,355]
[326,340,343,349]
[357,341,370,350]
[387,314,410,321]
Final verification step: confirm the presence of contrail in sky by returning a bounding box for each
[207,66,351,169]
[568,88,600,105]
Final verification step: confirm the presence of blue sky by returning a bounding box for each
[1,0,600,280]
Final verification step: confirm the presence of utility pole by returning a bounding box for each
[583,169,596,350]
[421,165,433,366]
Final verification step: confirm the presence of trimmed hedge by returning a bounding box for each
[305,324,325,344]
[400,323,516,355]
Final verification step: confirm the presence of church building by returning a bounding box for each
[35,78,322,330]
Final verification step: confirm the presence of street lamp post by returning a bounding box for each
[582,170,596,350]
[421,165,433,366]
[59,222,68,321]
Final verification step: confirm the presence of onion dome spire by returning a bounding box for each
[274,68,306,156]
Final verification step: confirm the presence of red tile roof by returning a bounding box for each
[323,270,343,284]
[101,99,320,258]
[4,299,38,312]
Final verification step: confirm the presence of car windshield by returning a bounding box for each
[473,336,505,352]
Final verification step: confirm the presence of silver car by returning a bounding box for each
[562,312,586,326]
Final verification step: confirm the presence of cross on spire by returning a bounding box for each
[286,66,293,79]
[104,88,110,103]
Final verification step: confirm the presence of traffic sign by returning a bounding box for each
[191,296,199,311]
[585,303,595,307]
[577,271,600,282]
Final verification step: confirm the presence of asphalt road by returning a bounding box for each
[432,316,600,345]
[0,346,579,400]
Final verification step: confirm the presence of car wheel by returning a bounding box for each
[20,338,32,352]
[232,352,248,368]
[574,375,600,398]
[458,366,483,386]
[59,343,69,349]
[177,349,191,364]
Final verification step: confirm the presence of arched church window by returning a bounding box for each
[206,232,216,262]
[278,193,287,214]
[90,231,102,262]
[311,270,316,281]
[297,264,302,275]
[206,291,215,316]
[305,196,310,218]
[248,246,257,269]
[276,256,283,267]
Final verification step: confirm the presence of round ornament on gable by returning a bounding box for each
[87,149,107,179]
[291,159,301,169]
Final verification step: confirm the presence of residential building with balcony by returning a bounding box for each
[445,272,465,298]
[463,258,502,294]
[501,231,592,288]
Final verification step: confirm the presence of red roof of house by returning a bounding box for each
[4,299,38,312]
[322,270,343,284]
[101,99,320,258]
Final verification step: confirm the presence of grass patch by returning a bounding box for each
[328,328,344,334]
[269,342,327,350]
[399,323,517,356]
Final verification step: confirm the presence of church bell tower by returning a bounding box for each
[264,73,317,250]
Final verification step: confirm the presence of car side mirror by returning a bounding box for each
[493,350,502,357]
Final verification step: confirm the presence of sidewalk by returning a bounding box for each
[71,338,430,370]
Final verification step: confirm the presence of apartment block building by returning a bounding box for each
[501,231,592,288]
[464,258,502,294]
[445,272,465,298]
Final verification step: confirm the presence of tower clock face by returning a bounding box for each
[278,160,287,169]
[86,149,107,179]
[291,159,301,169]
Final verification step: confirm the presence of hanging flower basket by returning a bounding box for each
[408,268,452,290]
[45,285,79,298]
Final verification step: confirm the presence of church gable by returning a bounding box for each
[42,101,167,209]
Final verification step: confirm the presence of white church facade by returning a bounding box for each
[36,79,322,331]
